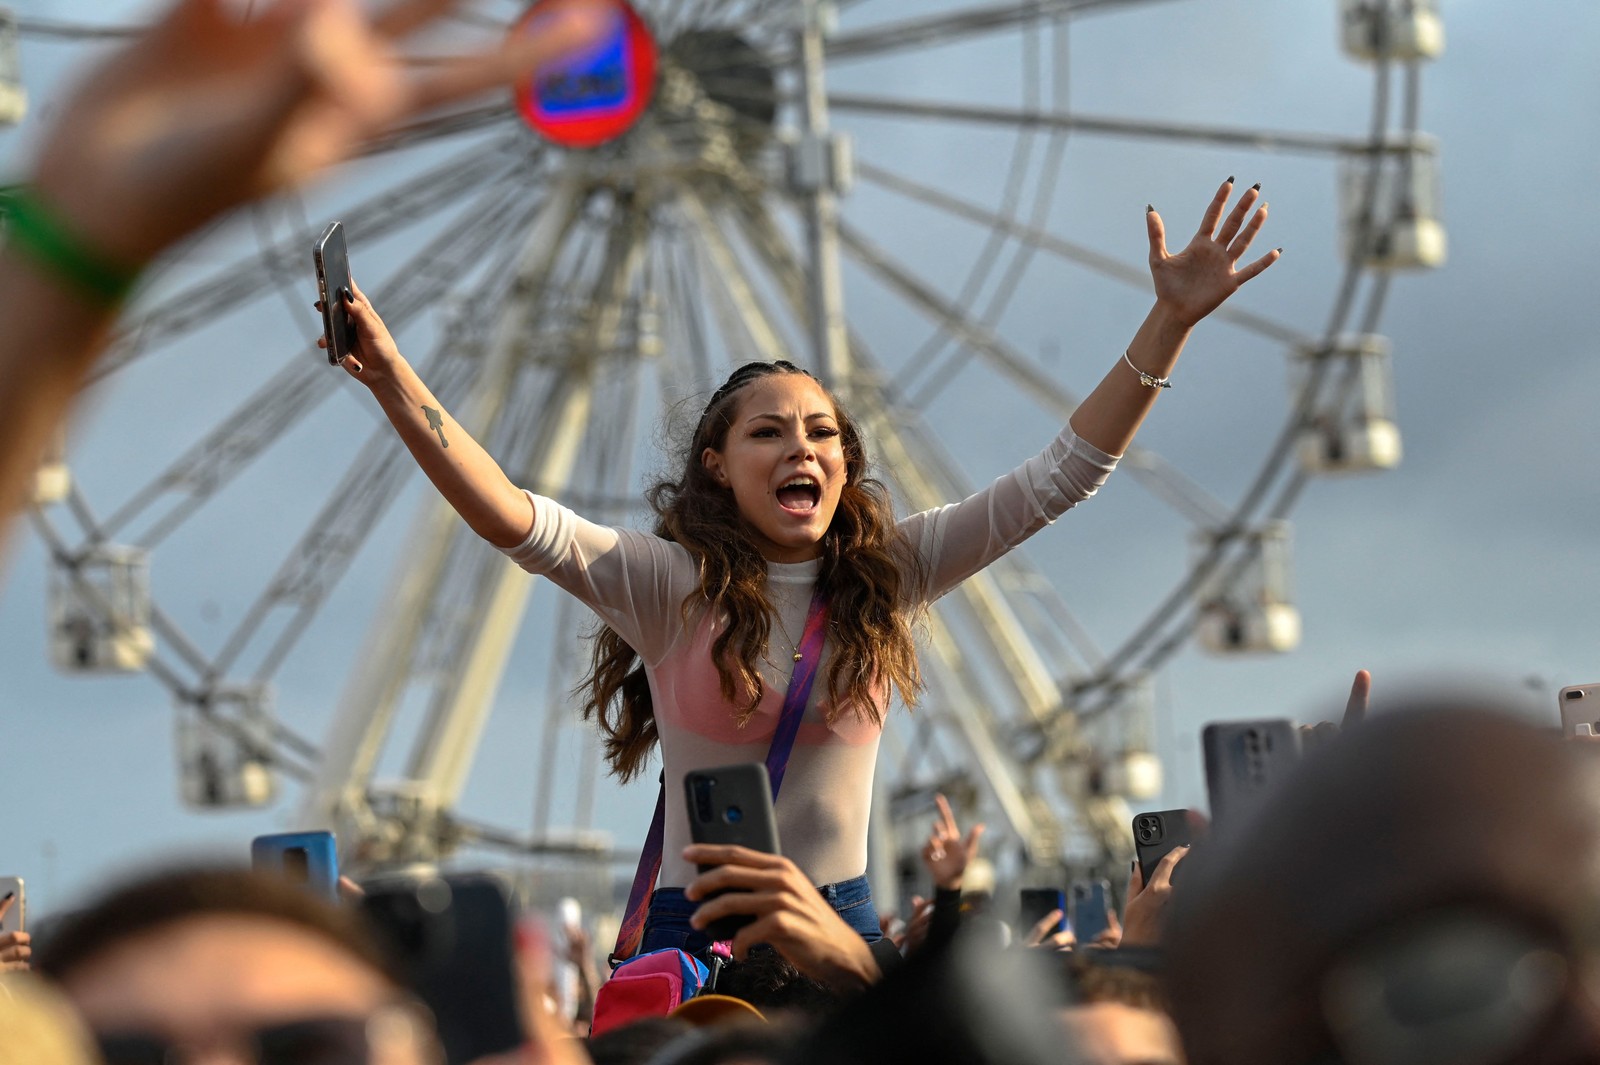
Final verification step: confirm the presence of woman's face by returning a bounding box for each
[701,374,847,563]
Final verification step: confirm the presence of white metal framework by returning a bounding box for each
[19,0,1442,899]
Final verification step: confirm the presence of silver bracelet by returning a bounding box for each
[1123,349,1172,389]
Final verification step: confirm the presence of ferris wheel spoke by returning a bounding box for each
[678,189,795,365]
[98,176,536,549]
[360,102,520,156]
[856,159,1313,351]
[215,355,479,686]
[829,93,1423,158]
[15,16,140,40]
[836,218,1233,529]
[96,141,530,383]
[803,0,1183,63]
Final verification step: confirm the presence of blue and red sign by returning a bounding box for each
[513,0,658,149]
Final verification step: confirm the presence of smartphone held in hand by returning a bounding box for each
[684,763,781,942]
[1069,879,1113,943]
[360,874,524,1065]
[1132,809,1200,888]
[1560,684,1600,738]
[1018,887,1066,938]
[0,877,23,935]
[1202,718,1301,829]
[313,221,356,366]
[251,830,339,902]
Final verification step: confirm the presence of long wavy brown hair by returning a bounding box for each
[580,361,924,782]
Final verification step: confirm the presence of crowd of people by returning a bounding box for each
[0,3,1586,1065]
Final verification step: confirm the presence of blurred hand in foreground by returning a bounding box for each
[32,0,614,267]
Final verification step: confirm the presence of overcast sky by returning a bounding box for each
[3,0,1598,918]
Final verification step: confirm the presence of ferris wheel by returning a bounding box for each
[8,0,1445,892]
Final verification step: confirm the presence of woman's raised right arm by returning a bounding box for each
[329,279,533,550]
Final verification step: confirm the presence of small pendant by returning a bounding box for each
[793,652,803,662]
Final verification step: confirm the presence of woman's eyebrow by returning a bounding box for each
[744,411,836,423]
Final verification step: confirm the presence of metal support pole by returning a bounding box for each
[794,0,851,393]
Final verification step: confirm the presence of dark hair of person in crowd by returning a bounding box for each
[712,946,844,1016]
[580,359,925,781]
[35,866,393,982]
[585,1016,695,1065]
[1062,955,1171,1013]
[643,1021,796,1065]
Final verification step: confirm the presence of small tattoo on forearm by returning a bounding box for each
[422,405,449,449]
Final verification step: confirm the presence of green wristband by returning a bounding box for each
[0,185,141,306]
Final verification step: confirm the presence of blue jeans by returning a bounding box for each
[640,873,882,957]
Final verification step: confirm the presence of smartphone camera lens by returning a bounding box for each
[1135,816,1162,844]
[1567,690,1586,700]
[723,805,744,825]
[693,776,715,823]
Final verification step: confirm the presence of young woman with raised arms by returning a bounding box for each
[325,179,1279,971]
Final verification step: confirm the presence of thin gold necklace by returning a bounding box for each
[771,609,805,663]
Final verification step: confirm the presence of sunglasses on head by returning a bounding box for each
[95,1007,423,1065]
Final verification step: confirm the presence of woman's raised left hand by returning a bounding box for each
[1147,179,1281,328]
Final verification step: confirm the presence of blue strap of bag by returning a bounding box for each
[611,590,829,964]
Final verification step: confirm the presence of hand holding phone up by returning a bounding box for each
[1121,845,1189,948]
[683,845,881,992]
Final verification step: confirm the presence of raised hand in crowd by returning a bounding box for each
[683,844,882,993]
[0,0,611,549]
[1120,846,1188,949]
[0,891,29,972]
[1022,908,1074,951]
[1302,668,1372,747]
[921,794,986,893]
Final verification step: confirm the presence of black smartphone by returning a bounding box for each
[1068,879,1112,943]
[1202,718,1301,828]
[1018,887,1066,938]
[313,221,356,366]
[684,763,781,942]
[359,874,523,1065]
[1132,809,1199,888]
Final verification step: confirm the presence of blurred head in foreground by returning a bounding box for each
[1167,702,1600,1065]
[37,866,436,1065]
[1058,958,1183,1065]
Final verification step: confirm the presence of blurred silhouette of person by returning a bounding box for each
[1166,699,1600,1065]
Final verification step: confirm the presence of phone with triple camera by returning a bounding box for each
[1068,878,1113,944]
[1018,887,1066,938]
[361,873,524,1065]
[1132,809,1200,888]
[0,877,23,935]
[1559,684,1600,738]
[251,830,339,903]
[684,763,781,942]
[1202,718,1301,829]
[313,221,356,366]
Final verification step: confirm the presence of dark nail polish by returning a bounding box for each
[1146,203,1155,213]
[1276,247,1284,253]
[1251,182,1262,191]
[1,892,12,902]
[1226,175,1235,184]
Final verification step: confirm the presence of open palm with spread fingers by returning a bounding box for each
[1148,179,1281,328]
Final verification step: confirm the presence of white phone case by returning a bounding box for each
[0,877,24,935]
[1559,684,1600,737]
